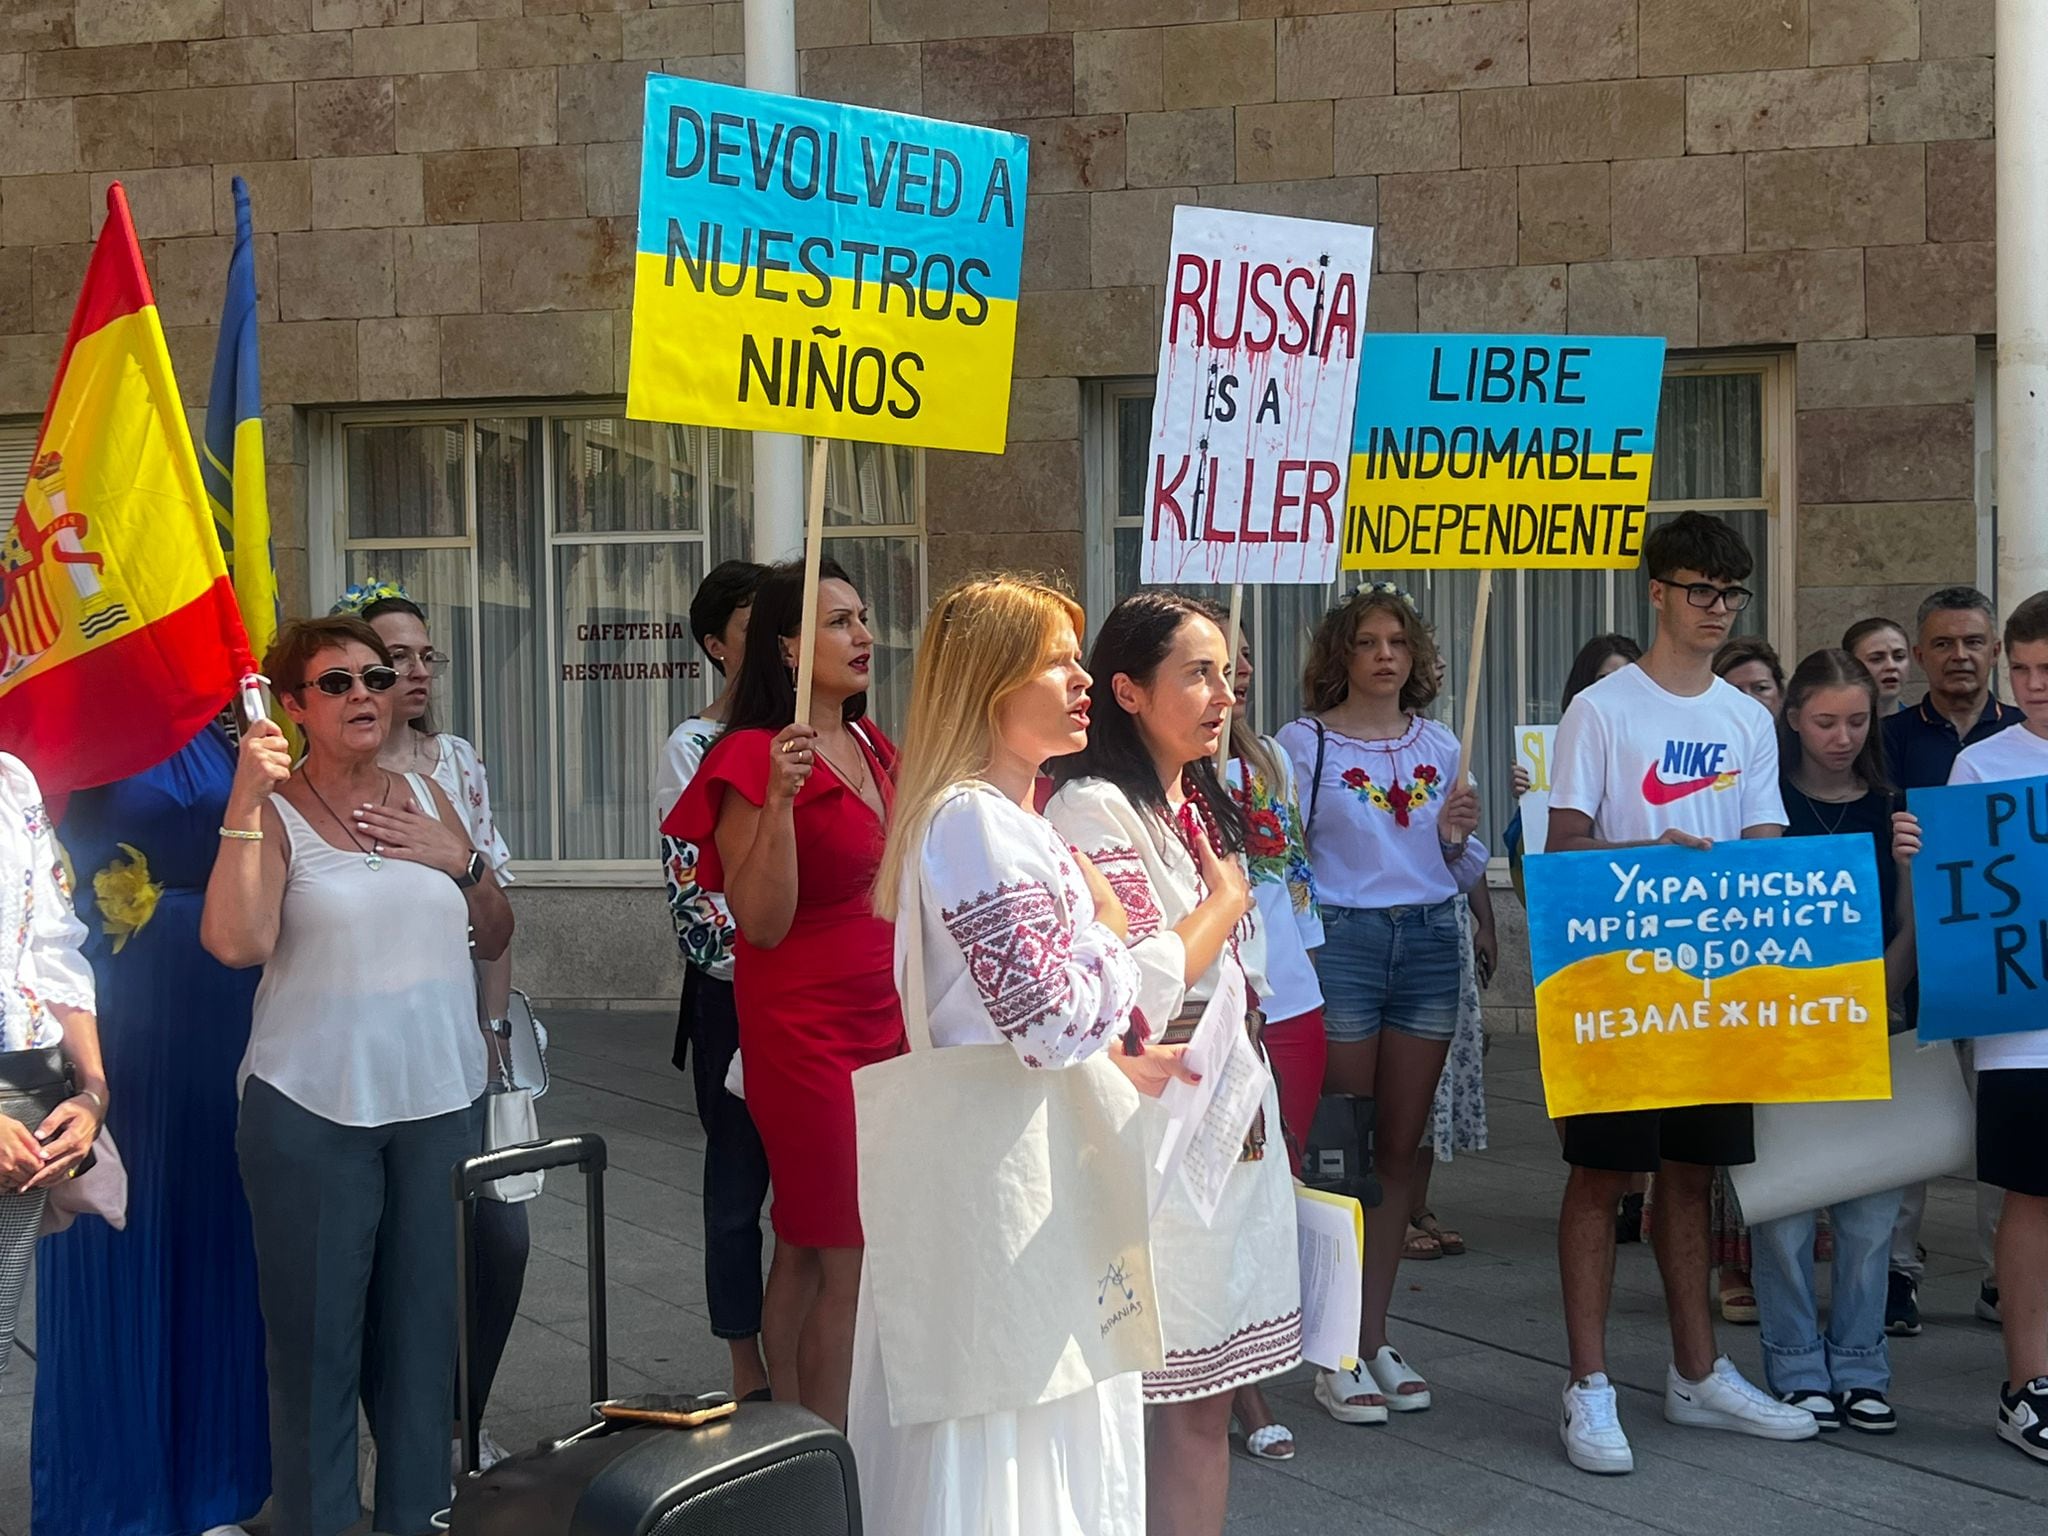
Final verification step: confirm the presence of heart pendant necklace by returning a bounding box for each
[305,770,392,870]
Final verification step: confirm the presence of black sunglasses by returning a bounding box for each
[297,666,400,697]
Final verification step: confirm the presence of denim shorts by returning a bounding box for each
[1318,900,1463,1044]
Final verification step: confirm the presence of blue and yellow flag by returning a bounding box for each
[202,176,278,669]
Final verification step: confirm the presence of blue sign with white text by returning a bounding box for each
[1909,775,2048,1041]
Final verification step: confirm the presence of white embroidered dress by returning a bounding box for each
[1,754,95,1053]
[848,784,1147,1536]
[1045,777,1303,1403]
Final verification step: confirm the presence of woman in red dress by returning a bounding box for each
[665,558,902,1431]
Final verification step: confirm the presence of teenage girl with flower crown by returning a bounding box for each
[1275,583,1487,1427]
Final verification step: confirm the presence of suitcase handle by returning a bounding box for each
[455,1133,609,1477]
[454,1132,606,1200]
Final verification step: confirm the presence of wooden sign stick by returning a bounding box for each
[1218,581,1244,769]
[792,435,831,731]
[1457,568,1495,776]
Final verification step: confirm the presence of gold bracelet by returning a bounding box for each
[218,826,264,841]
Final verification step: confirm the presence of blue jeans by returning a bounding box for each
[1752,1187,1902,1396]
[680,966,771,1339]
[1318,901,1463,1043]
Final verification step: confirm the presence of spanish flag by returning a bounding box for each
[0,184,251,793]
[203,177,279,675]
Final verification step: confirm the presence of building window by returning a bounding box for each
[1086,354,1795,851]
[317,406,922,873]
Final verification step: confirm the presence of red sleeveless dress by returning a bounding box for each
[665,723,904,1248]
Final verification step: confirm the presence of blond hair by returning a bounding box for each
[872,575,1088,922]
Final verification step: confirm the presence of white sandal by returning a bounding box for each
[1245,1422,1296,1460]
[1314,1363,1389,1425]
[1365,1346,1432,1412]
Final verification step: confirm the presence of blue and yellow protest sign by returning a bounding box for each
[627,77,1027,453]
[1526,838,1890,1118]
[1909,775,2048,1041]
[1343,334,1665,569]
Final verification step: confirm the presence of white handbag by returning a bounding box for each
[852,863,1165,1428]
[1728,1033,1975,1226]
[478,989,548,1204]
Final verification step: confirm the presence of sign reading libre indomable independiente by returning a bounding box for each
[1343,333,1666,570]
[626,76,1028,453]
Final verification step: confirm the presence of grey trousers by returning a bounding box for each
[239,1077,480,1536]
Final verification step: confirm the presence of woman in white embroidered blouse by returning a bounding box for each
[851,577,1193,1536]
[0,752,109,1377]
[1047,591,1301,1536]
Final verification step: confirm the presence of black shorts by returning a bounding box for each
[1560,1103,1755,1175]
[1977,1068,2048,1198]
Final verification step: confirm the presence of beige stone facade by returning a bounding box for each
[0,1,2002,1008]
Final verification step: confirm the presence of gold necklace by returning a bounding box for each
[814,732,874,800]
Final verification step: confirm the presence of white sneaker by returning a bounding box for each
[451,1429,514,1477]
[1664,1357,1821,1440]
[1560,1373,1634,1474]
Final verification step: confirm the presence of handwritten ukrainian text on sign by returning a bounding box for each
[1526,838,1889,1118]
[1343,334,1666,570]
[627,77,1027,453]
[1909,775,2048,1042]
[1140,207,1374,586]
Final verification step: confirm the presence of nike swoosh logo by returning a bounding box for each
[1641,764,1740,805]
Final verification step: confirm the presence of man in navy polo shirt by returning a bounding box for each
[1878,585,2023,1338]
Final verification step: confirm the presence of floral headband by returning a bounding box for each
[331,578,413,617]
[1350,578,1415,607]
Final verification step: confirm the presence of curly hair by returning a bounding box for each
[1301,586,1442,715]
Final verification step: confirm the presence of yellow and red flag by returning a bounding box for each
[0,184,251,794]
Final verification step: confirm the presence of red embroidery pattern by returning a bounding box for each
[1143,1310,1304,1402]
[941,879,1078,1043]
[1086,844,1162,940]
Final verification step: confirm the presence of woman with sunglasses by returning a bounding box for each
[203,616,513,1536]
[335,580,529,1469]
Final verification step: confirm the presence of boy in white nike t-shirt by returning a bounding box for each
[1544,513,1813,1475]
[1894,589,2048,1465]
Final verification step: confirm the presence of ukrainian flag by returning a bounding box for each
[202,176,279,671]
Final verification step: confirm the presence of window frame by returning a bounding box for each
[311,400,926,884]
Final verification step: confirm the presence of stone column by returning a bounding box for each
[1998,0,2048,612]
[744,0,807,564]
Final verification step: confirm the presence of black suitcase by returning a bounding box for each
[446,1134,862,1535]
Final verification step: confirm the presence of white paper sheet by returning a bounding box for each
[1515,723,1557,855]
[1294,1186,1364,1371]
[1152,964,1268,1226]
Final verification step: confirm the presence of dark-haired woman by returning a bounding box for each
[665,559,902,1433]
[1750,649,1916,1435]
[202,617,512,1536]
[1277,584,1484,1426]
[335,579,527,1467]
[1046,592,1298,1536]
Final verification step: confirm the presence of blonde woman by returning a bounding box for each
[852,576,1193,1536]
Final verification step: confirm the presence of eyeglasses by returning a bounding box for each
[385,646,450,675]
[1658,579,1755,614]
[296,666,400,697]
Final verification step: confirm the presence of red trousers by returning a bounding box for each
[1262,1008,1328,1177]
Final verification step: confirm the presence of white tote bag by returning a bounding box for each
[1729,1034,1975,1226]
[852,875,1164,1428]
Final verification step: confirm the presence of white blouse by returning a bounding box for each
[0,753,95,1051]
[1044,776,1261,1033]
[429,733,514,881]
[897,783,1140,1065]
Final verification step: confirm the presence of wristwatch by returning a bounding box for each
[454,850,486,889]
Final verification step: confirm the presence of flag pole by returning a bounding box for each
[792,436,831,730]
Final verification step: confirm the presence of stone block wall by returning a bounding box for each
[0,2,2001,1008]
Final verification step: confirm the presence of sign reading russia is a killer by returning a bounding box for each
[1141,206,1373,586]
[627,76,1028,453]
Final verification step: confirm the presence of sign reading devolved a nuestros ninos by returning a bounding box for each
[627,76,1028,454]
[1141,206,1374,587]
[1343,333,1665,570]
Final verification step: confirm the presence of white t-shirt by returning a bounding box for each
[1550,664,1786,844]
[1949,721,2048,1071]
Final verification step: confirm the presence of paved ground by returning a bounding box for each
[4,1013,2043,1534]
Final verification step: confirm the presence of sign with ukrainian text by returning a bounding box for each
[1525,838,1890,1118]
[1343,334,1665,570]
[627,76,1027,453]
[1140,206,1374,586]
[1908,776,2048,1042]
